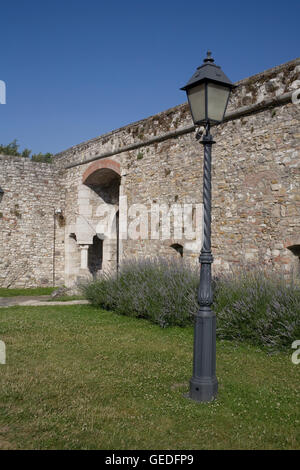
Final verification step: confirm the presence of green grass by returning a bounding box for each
[0,305,299,450]
[0,287,57,297]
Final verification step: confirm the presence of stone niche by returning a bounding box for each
[64,159,121,286]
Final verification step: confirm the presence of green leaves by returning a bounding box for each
[0,140,53,163]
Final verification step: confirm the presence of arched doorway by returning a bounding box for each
[65,159,121,285]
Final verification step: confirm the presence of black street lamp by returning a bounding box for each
[181,51,236,402]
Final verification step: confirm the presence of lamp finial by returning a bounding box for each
[204,51,214,63]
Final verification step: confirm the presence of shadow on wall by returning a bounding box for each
[88,235,103,277]
[287,245,300,280]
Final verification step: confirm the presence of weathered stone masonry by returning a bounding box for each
[0,157,65,287]
[0,57,299,287]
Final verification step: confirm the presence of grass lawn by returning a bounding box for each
[0,304,299,450]
[0,287,57,297]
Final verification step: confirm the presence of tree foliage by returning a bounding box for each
[0,140,53,163]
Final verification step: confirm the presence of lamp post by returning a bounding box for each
[181,51,236,402]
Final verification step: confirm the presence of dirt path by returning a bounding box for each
[0,296,89,308]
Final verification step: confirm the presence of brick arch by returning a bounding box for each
[82,159,121,184]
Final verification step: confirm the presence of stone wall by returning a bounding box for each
[0,156,65,287]
[0,57,299,287]
[57,57,300,283]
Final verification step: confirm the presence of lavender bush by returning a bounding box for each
[81,260,300,351]
[214,270,300,351]
[82,258,199,327]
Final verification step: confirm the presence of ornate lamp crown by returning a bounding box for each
[181,51,235,91]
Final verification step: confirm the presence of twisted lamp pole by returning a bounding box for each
[181,52,236,402]
[189,123,217,402]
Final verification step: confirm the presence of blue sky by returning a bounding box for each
[0,0,299,155]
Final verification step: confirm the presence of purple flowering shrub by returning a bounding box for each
[82,258,199,327]
[214,269,300,351]
[81,260,300,350]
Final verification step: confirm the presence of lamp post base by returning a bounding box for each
[189,376,218,402]
[188,301,218,402]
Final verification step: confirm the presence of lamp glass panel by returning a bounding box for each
[187,83,206,124]
[207,82,230,122]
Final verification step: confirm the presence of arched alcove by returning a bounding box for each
[65,159,121,285]
[170,243,184,257]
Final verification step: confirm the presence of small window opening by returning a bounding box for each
[170,243,183,257]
